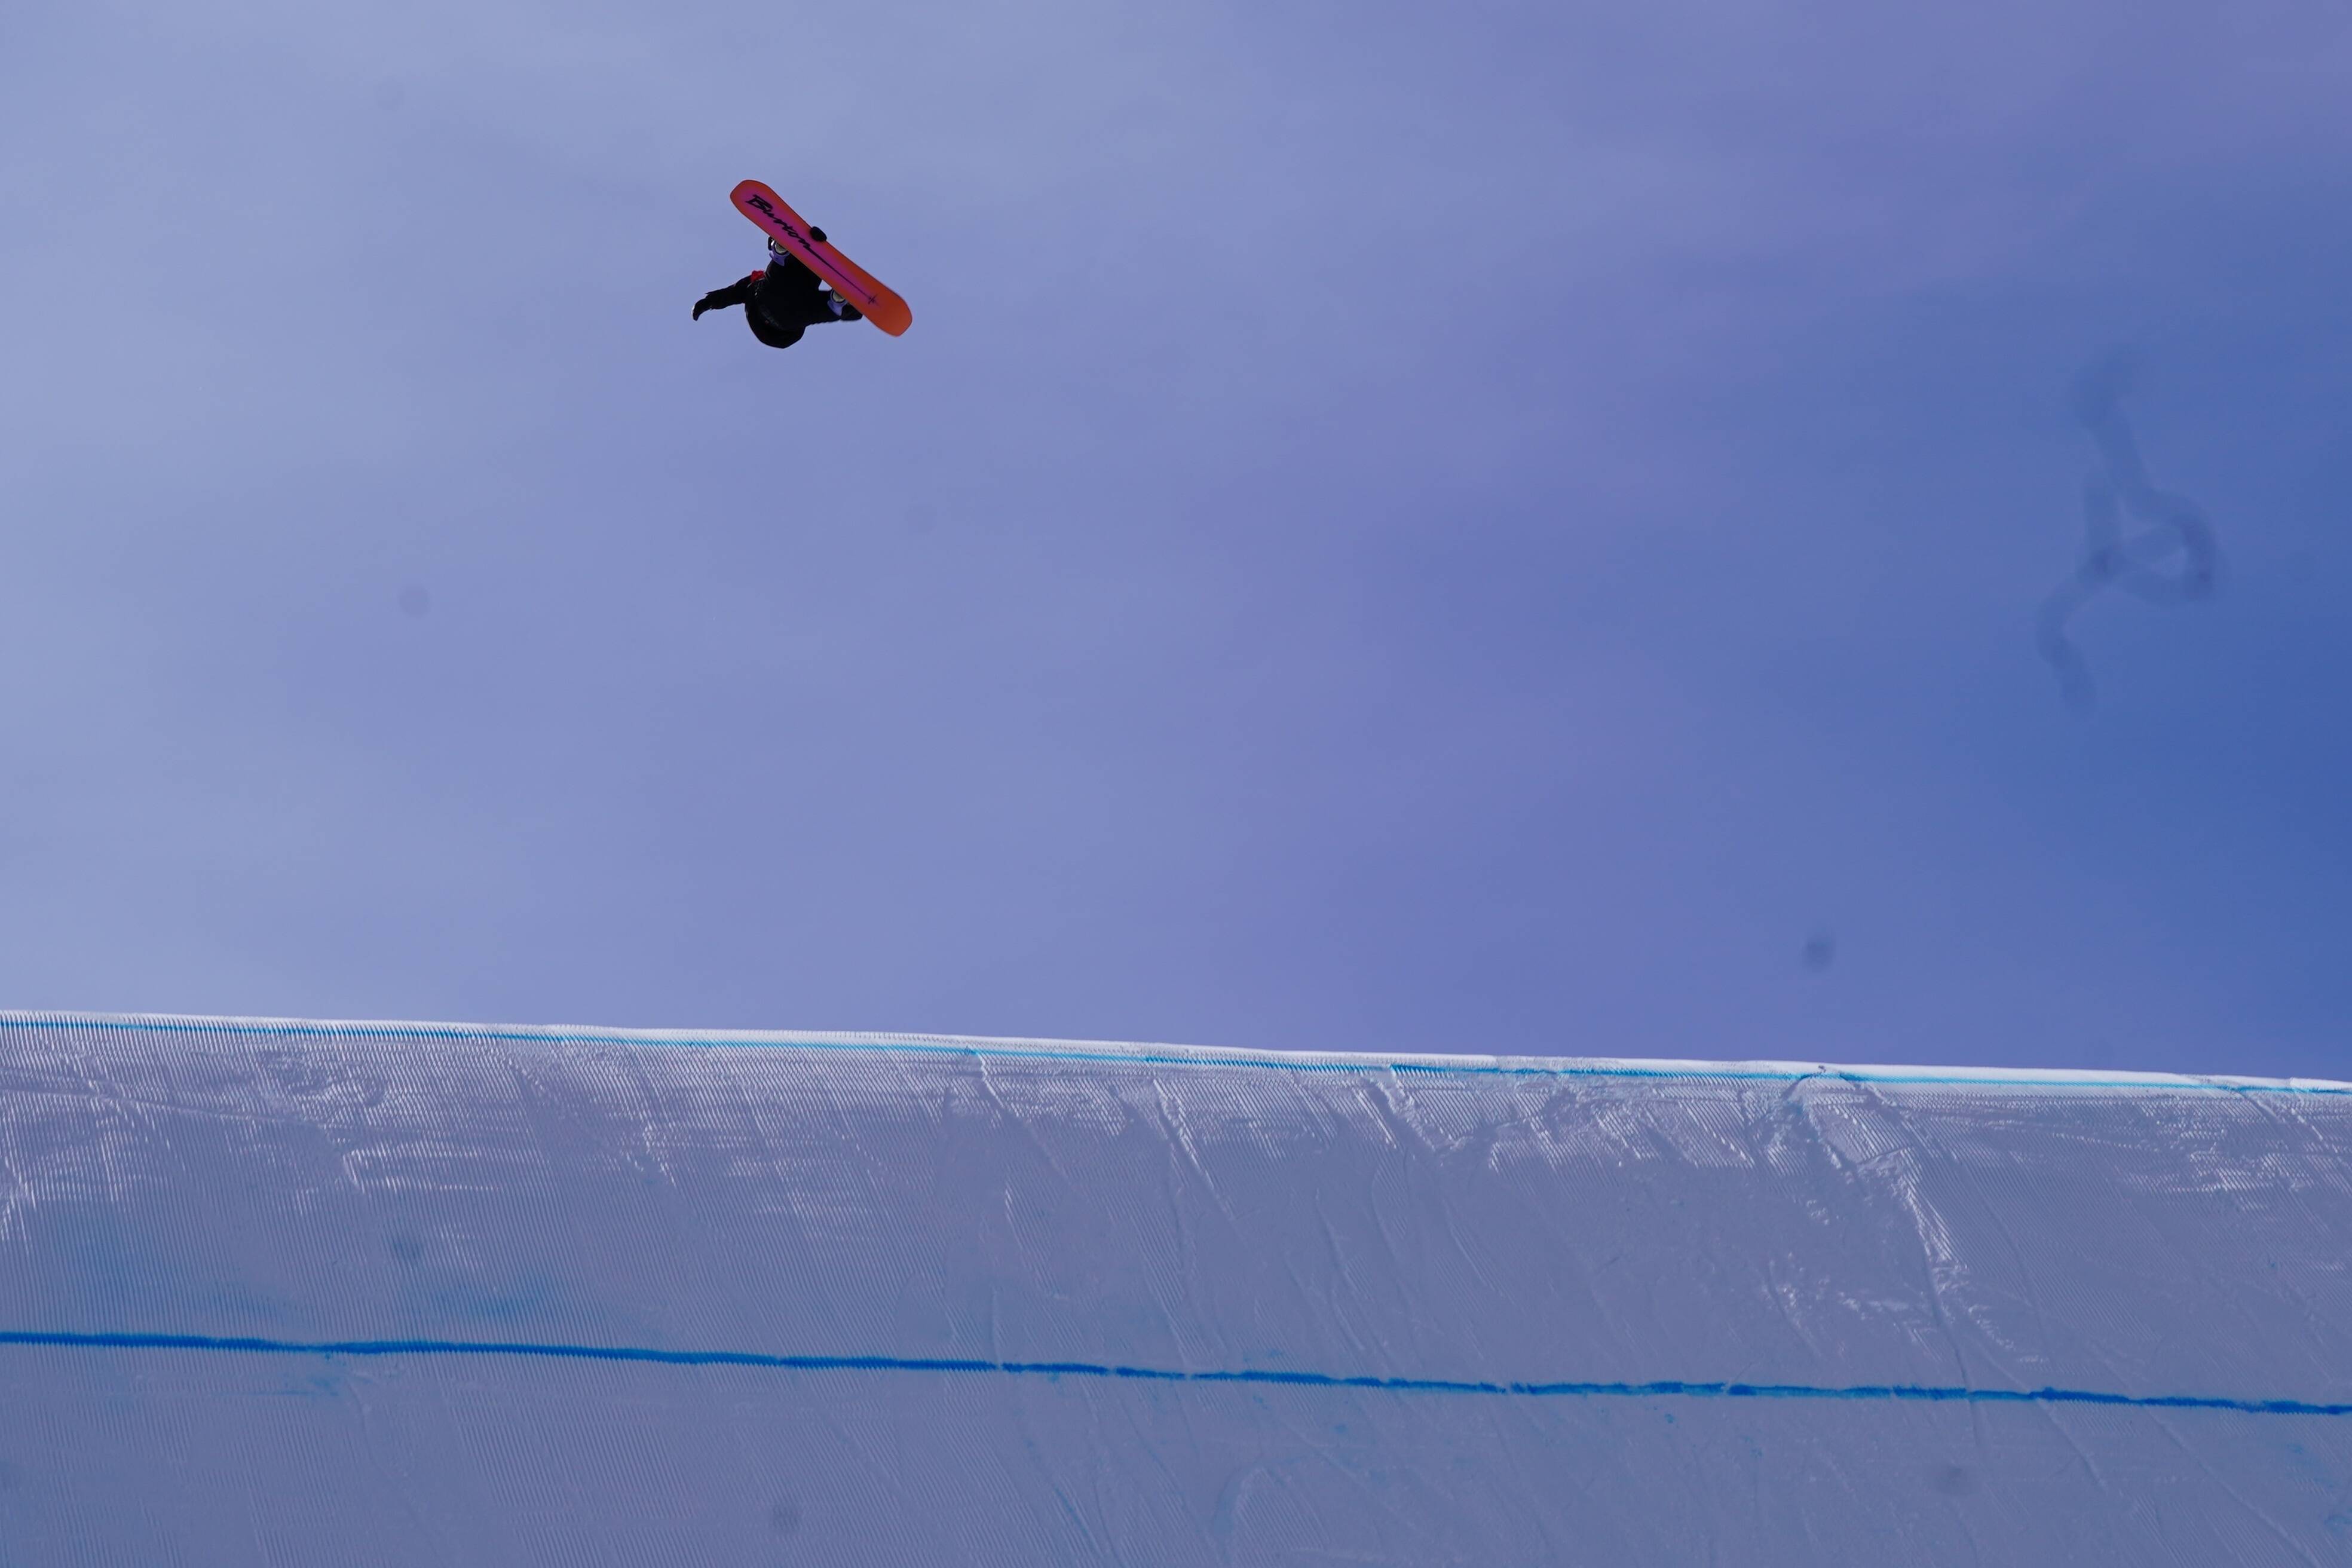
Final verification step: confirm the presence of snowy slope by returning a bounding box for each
[2,1013,2348,1564]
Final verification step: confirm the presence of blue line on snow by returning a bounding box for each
[3,1014,2347,1097]
[2,1331,2344,1417]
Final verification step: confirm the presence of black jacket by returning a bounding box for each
[693,255,856,350]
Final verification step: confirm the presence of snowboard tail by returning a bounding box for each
[731,180,912,337]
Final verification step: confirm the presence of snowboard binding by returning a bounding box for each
[766,228,828,258]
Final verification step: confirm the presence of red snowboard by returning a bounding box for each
[731,180,912,337]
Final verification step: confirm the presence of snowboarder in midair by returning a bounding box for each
[693,235,863,350]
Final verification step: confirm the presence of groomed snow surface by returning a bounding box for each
[2,1013,2349,1564]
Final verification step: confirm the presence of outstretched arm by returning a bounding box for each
[692,274,760,320]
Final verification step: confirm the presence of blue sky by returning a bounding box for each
[4,0,2348,1075]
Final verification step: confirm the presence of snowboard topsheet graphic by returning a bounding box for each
[731,179,912,337]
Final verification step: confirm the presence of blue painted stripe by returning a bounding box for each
[2,1330,2343,1417]
[3,1013,2347,1098]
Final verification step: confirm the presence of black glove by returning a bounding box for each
[808,226,827,244]
[692,298,713,320]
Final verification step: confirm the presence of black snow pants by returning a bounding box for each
[744,256,840,350]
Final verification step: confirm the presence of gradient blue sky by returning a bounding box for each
[5,0,2348,1074]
